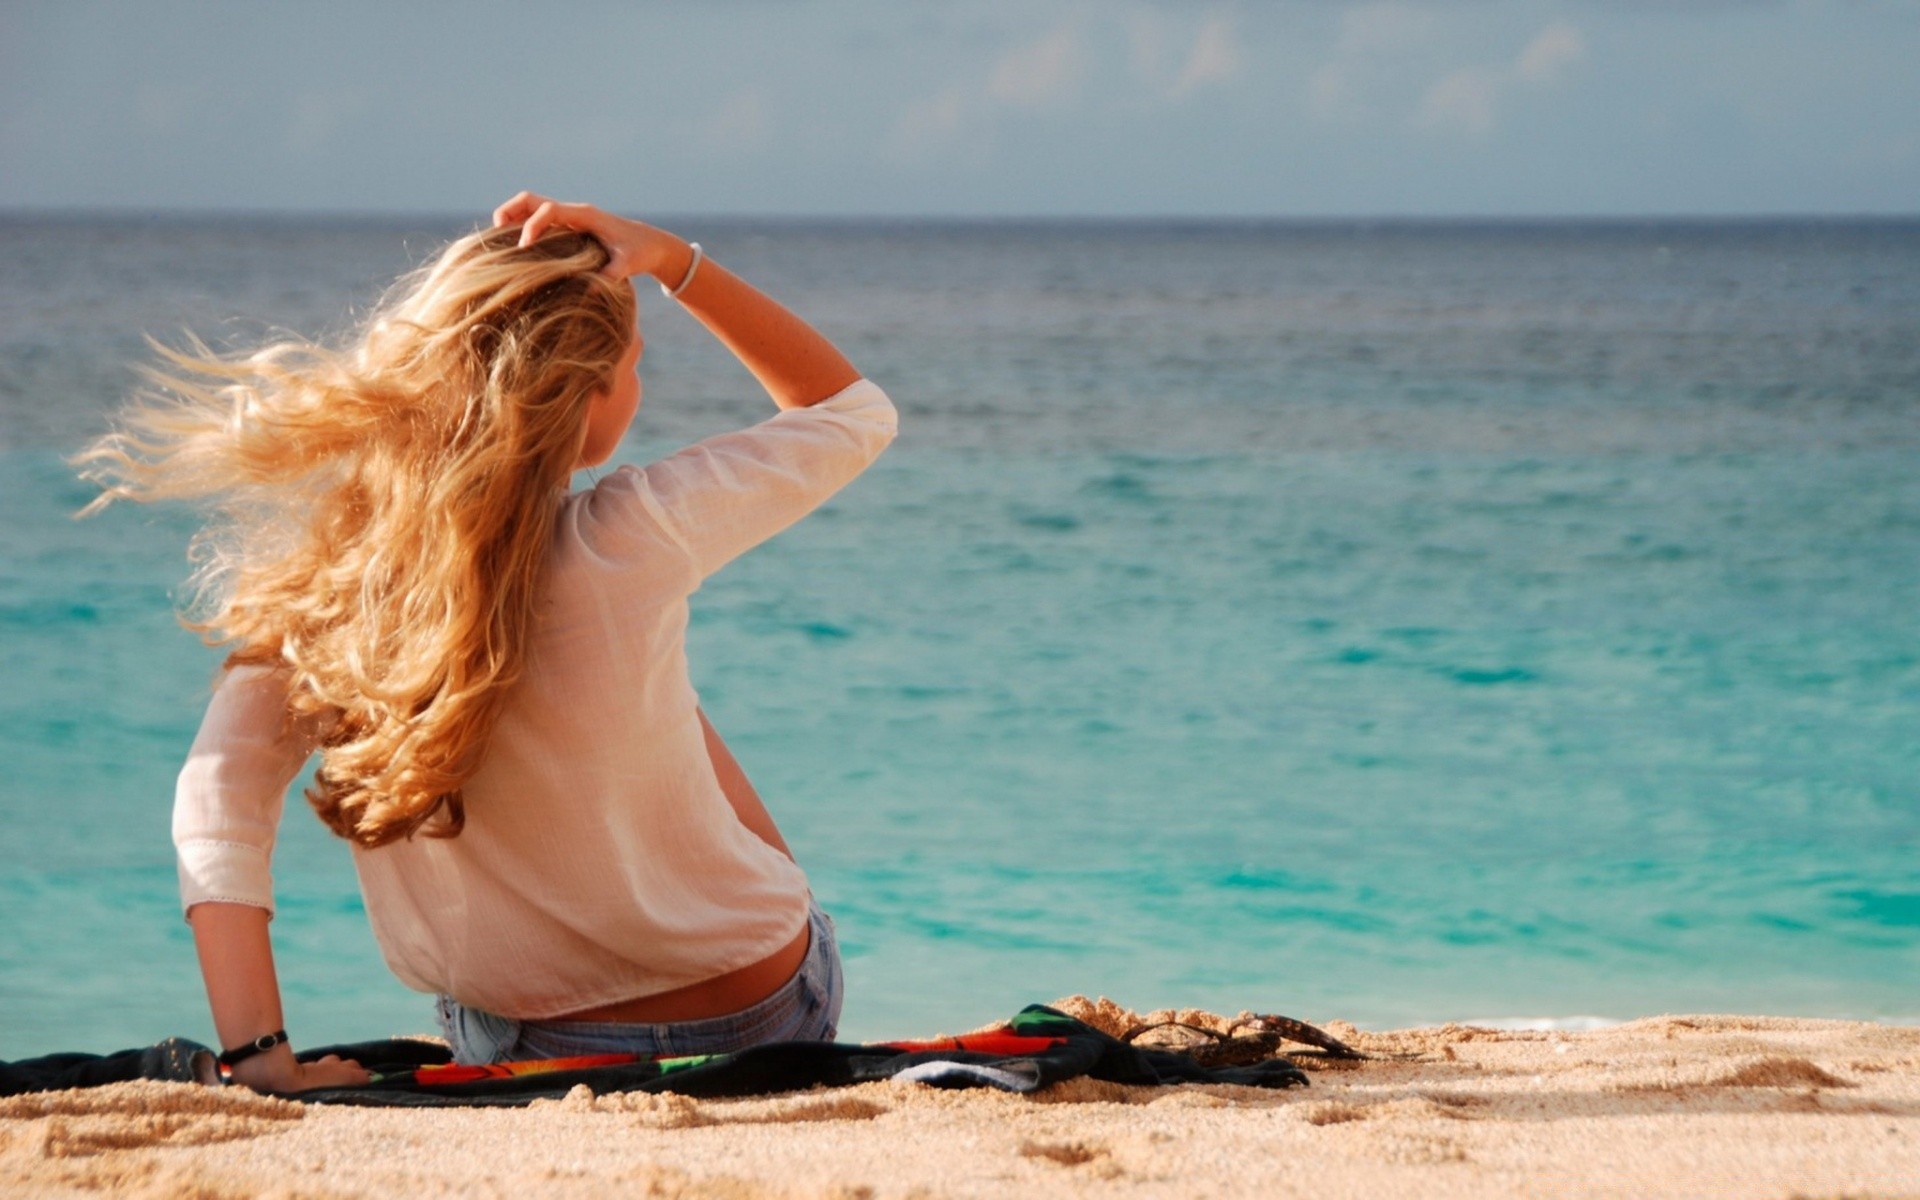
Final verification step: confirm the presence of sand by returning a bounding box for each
[4,996,1916,1199]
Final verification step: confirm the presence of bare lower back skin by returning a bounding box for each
[551,921,811,1023]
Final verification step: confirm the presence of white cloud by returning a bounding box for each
[888,20,1088,164]
[987,24,1084,109]
[1171,14,1243,97]
[890,9,1239,168]
[1129,8,1244,101]
[1516,23,1586,86]
[1423,22,1587,137]
[1308,10,1587,137]
[1417,67,1500,135]
[1309,3,1440,123]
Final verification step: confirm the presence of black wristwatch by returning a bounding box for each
[217,1029,289,1069]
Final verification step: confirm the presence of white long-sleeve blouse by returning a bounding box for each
[171,379,898,1019]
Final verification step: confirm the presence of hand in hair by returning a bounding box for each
[493,192,692,285]
[492,192,861,411]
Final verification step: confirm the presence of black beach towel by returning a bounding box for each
[1,1005,1312,1107]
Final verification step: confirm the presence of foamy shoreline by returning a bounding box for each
[5,995,1916,1199]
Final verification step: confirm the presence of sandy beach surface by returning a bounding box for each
[4,996,1916,1199]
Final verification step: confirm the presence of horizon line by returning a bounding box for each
[4,205,1918,226]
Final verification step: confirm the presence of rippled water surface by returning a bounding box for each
[2,215,1916,1053]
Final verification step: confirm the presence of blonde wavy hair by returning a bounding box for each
[76,225,638,847]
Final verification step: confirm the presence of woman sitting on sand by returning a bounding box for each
[78,194,897,1092]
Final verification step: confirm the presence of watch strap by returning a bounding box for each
[217,1029,289,1069]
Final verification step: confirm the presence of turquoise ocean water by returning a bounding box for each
[2,215,1916,1056]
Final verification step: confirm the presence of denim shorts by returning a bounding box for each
[434,900,843,1065]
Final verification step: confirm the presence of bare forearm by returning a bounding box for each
[668,251,861,411]
[187,901,365,1091]
[189,902,286,1051]
[698,707,795,861]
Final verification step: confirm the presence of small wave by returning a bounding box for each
[1446,666,1538,685]
[1013,511,1081,532]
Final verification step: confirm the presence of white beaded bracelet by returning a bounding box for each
[661,242,704,300]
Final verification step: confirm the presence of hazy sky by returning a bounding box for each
[3,0,1916,217]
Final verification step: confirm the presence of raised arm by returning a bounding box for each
[493,192,861,410]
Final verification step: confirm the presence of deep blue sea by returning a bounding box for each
[2,215,1916,1056]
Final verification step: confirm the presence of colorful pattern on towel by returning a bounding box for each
[396,1049,728,1087]
[386,1030,1068,1089]
[401,1053,640,1086]
[873,1032,1065,1056]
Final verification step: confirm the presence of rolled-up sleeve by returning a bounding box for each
[172,666,311,917]
[617,378,898,580]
